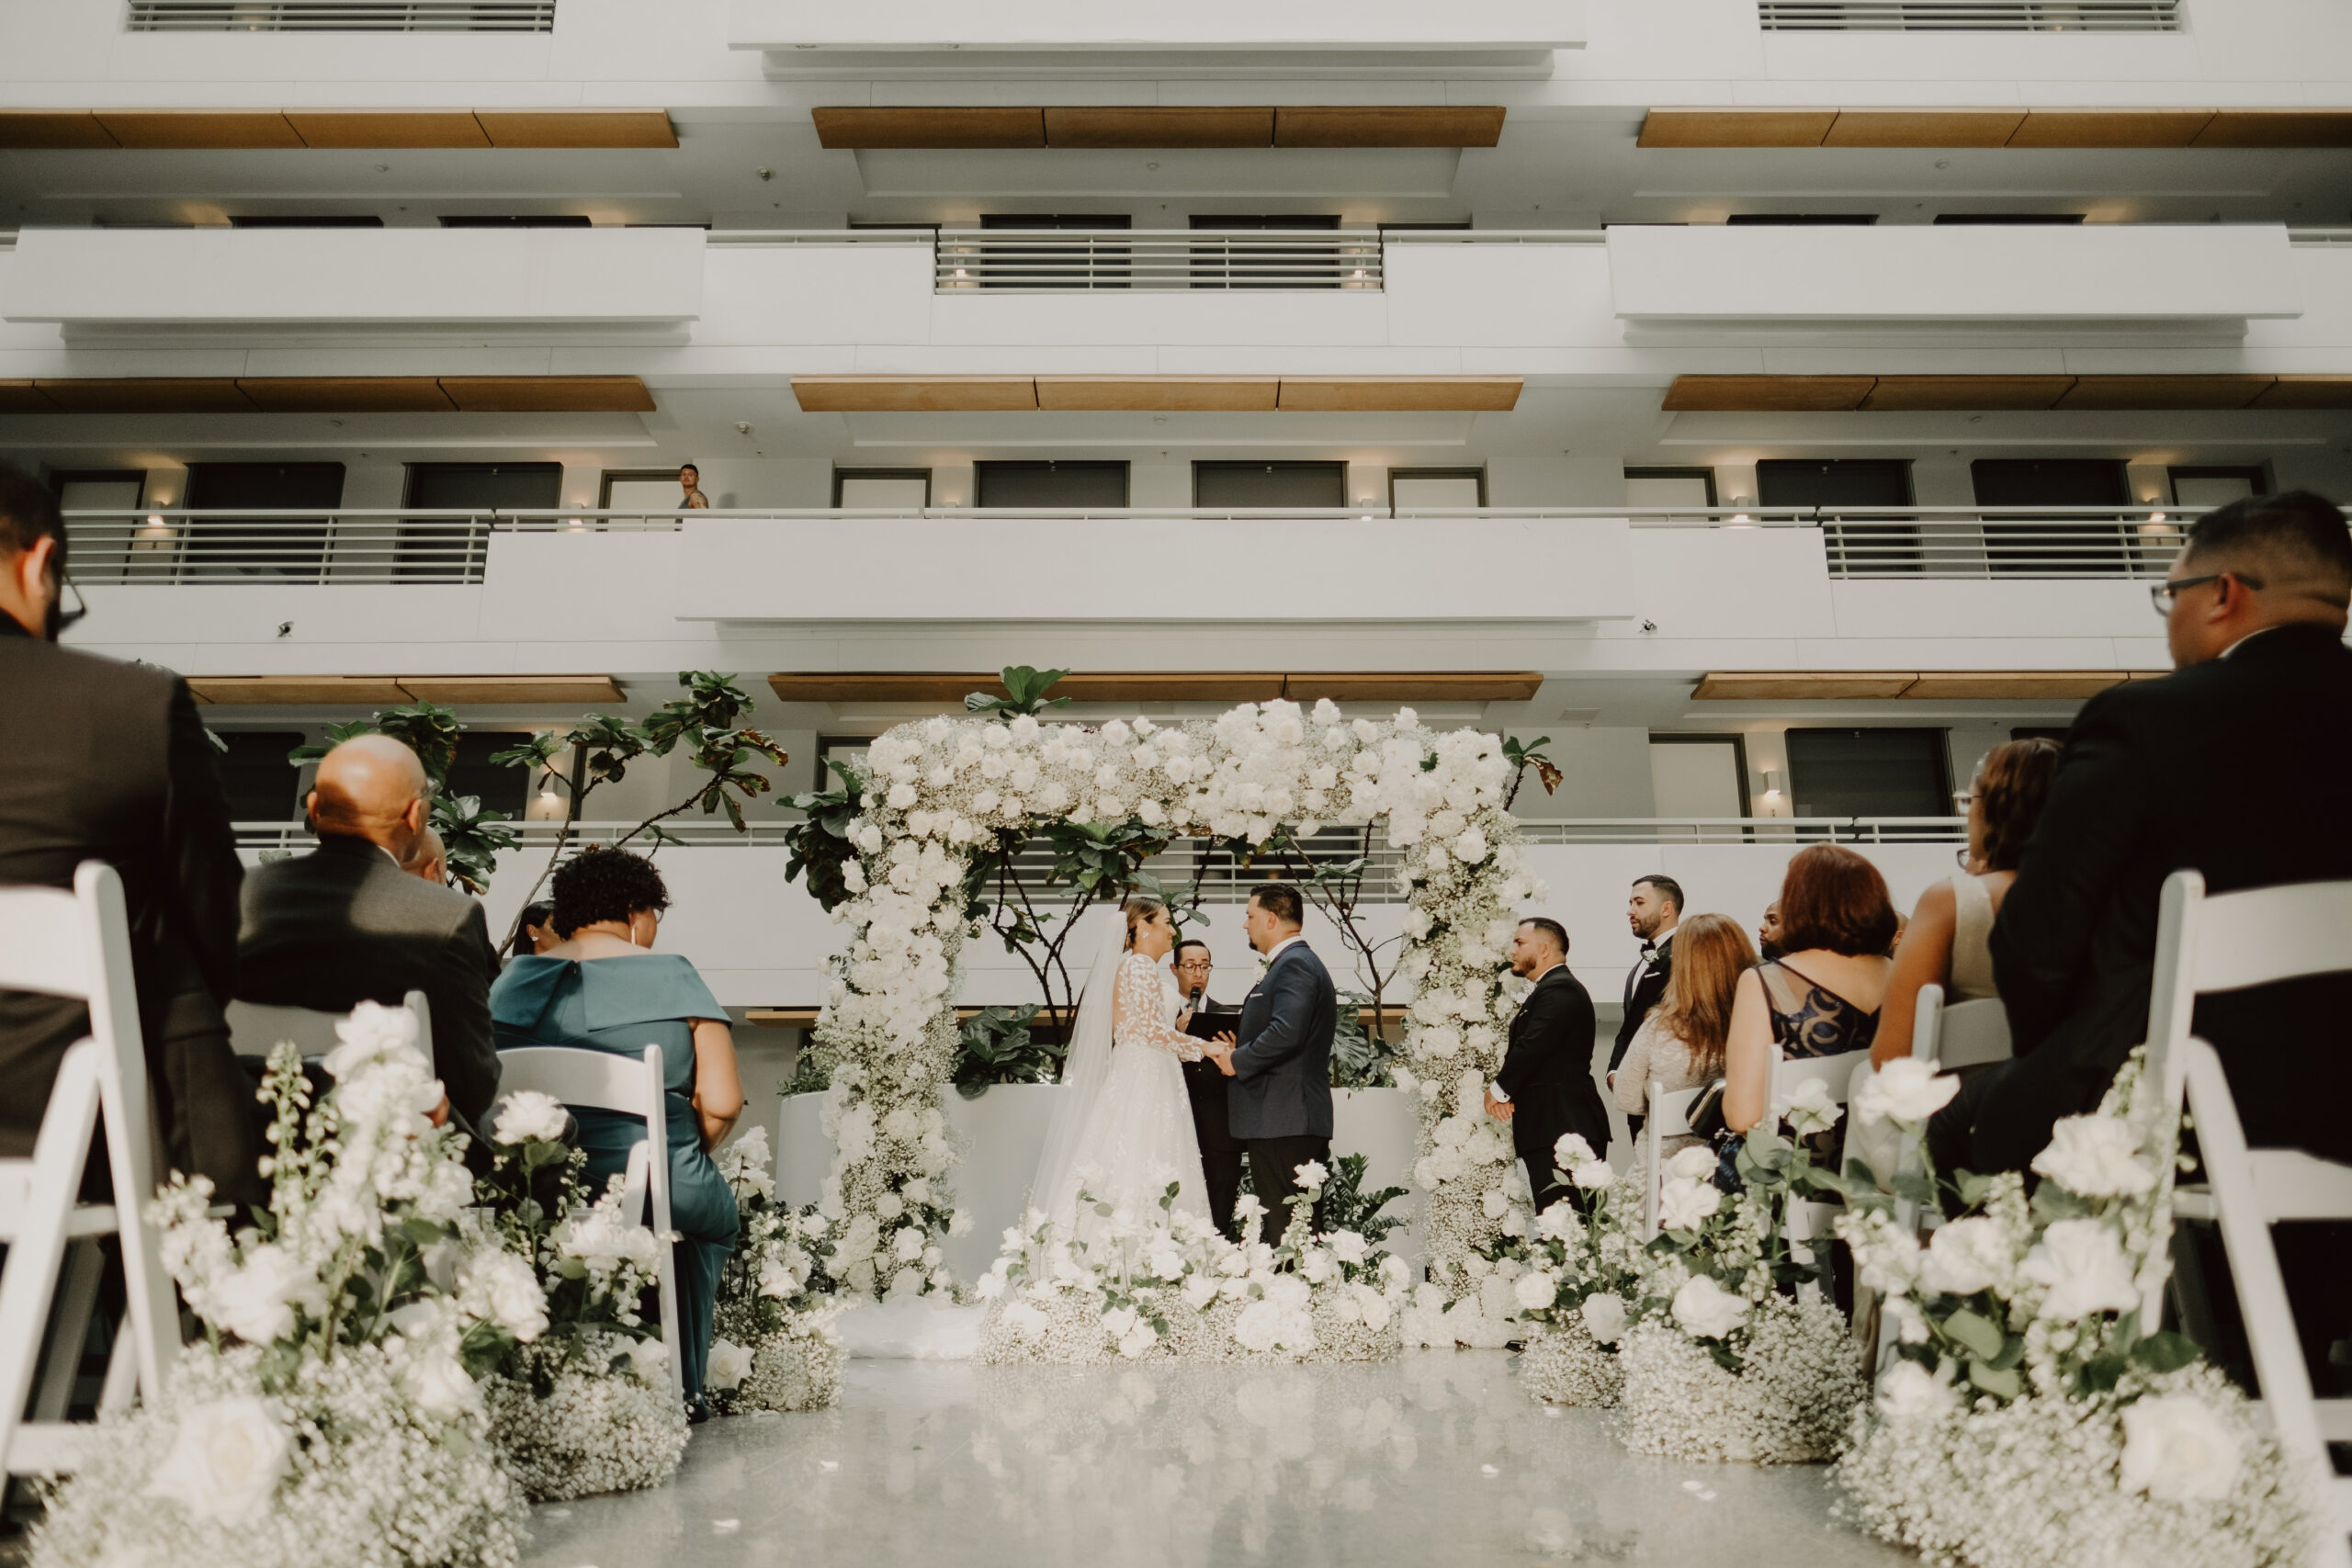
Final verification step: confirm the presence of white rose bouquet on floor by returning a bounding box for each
[706,1126,849,1413]
[1485,1135,1645,1406]
[1614,1100,1868,1463]
[470,1090,687,1500]
[30,1004,528,1568]
[1833,1051,2315,1568]
[975,1157,1411,1365]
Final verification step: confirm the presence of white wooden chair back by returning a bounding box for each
[227,989,435,1074]
[0,863,178,1474]
[1934,997,2012,1071]
[1641,1081,1707,1238]
[2181,1041,2352,1564]
[491,1045,683,1397]
[1772,1047,1872,1265]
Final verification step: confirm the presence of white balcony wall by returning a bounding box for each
[727,0,1581,51]
[1606,224,2302,324]
[3,229,705,329]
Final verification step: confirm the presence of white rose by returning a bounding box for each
[1918,1216,2008,1297]
[1854,1057,1960,1128]
[1875,1359,1957,1422]
[1535,1202,1584,1244]
[1579,1293,1628,1345]
[2120,1393,2244,1502]
[1552,1133,1596,1169]
[1292,1159,1329,1190]
[2020,1218,2140,1322]
[207,1243,322,1346]
[622,1337,669,1384]
[402,1346,481,1420]
[492,1089,569,1145]
[146,1397,290,1527]
[1328,1230,1368,1265]
[1100,1305,1138,1339]
[887,783,917,809]
[893,1225,927,1262]
[707,1337,754,1392]
[1480,1188,1510,1220]
[975,1270,1007,1301]
[1003,1301,1050,1342]
[1670,1275,1748,1340]
[1656,1177,1722,1232]
[1569,1157,1614,1191]
[1452,828,1489,863]
[1181,1275,1221,1311]
[1513,1270,1557,1312]
[2031,1113,2157,1200]
[1665,1145,1719,1181]
[1776,1077,1844,1137]
[458,1249,548,1342]
[1118,1320,1159,1360]
[875,1191,905,1222]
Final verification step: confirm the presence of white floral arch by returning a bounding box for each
[808,698,1543,1306]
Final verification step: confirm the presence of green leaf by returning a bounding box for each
[2129,1330,2201,1374]
[2078,1350,2127,1393]
[1966,1359,2022,1400]
[1941,1307,2005,1360]
[1891,1170,1938,1206]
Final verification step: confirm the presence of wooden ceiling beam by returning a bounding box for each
[394,676,626,705]
[1662,376,1875,413]
[1637,108,1838,148]
[1044,107,1272,149]
[812,107,1045,151]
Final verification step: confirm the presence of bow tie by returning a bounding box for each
[1639,943,1660,964]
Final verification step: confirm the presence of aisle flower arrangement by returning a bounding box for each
[30,1005,529,1568]
[804,697,1533,1304]
[471,1091,688,1501]
[1834,1054,2315,1567]
[973,1159,1413,1365]
[707,1127,848,1414]
[1613,1093,1869,1463]
[1480,1135,1645,1406]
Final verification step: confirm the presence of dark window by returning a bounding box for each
[1724,213,1878,225]
[1624,466,1717,507]
[1378,221,1471,231]
[981,214,1133,228]
[975,461,1129,509]
[1193,462,1347,510]
[2168,466,2267,505]
[1933,213,2086,225]
[212,731,306,822]
[446,733,529,817]
[1390,467,1487,510]
[1970,459,2131,576]
[832,468,932,507]
[1756,458,1915,574]
[182,463,345,581]
[437,215,594,228]
[228,215,384,227]
[976,214,1130,289]
[1190,213,1341,289]
[1785,728,1951,819]
[402,463,562,580]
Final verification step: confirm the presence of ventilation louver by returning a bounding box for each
[127,1,554,31]
[1758,1,2180,29]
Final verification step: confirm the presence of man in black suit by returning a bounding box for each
[1173,937,1246,1239]
[0,465,267,1207]
[237,734,502,1134]
[1609,874,1681,1078]
[1205,884,1337,1245]
[1487,918,1612,1206]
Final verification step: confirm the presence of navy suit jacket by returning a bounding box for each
[1227,940,1337,1141]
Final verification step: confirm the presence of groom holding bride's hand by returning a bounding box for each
[1203,882,1337,1245]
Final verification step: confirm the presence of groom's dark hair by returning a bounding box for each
[1250,882,1305,927]
[1518,916,1569,954]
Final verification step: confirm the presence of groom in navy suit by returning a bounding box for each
[1207,882,1338,1245]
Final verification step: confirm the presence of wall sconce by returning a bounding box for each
[1728,495,1754,527]
[1760,767,1783,808]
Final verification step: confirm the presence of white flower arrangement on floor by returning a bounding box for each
[472,1089,687,1500]
[1474,1135,1646,1405]
[30,1005,528,1568]
[1612,1099,1869,1462]
[1832,1052,2316,1567]
[974,1159,1412,1365]
[802,696,1534,1303]
[707,1127,847,1414]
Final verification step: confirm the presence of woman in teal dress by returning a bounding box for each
[490,847,744,1415]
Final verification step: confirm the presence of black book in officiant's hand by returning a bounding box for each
[1184,1005,1241,1040]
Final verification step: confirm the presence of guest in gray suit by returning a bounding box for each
[1205,882,1337,1245]
[236,735,500,1136]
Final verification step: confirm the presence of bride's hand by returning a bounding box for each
[1175,1008,1194,1032]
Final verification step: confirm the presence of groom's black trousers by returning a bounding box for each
[1245,1134,1330,1247]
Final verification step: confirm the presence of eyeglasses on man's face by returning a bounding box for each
[2150,570,2263,615]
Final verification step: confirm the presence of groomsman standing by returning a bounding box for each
[1486,918,1611,1205]
[1609,875,1682,1134]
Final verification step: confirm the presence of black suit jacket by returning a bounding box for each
[237,833,502,1131]
[1227,942,1337,1141]
[1498,964,1612,1157]
[1610,931,1674,1072]
[1983,622,2352,1170]
[0,622,266,1204]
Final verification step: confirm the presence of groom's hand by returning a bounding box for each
[1483,1087,1514,1122]
[1209,1035,1238,1077]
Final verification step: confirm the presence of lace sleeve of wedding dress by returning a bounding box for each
[1114,954,1202,1060]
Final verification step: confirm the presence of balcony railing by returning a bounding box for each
[933,230,1385,293]
[62,510,681,587]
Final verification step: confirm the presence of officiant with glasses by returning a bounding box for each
[1173,936,1246,1239]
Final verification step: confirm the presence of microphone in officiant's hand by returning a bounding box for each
[1189,987,1204,1010]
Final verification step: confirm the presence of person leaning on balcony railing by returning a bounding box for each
[677,462,710,511]
[0,459,270,1211]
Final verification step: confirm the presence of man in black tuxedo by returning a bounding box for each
[1487,918,1611,1206]
[1609,874,1681,1077]
[1173,937,1246,1239]
[1205,883,1337,1245]
[0,465,267,1207]
[238,734,502,1135]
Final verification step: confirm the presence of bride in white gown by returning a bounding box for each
[1028,896,1210,1235]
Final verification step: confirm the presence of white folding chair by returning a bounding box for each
[1641,1081,1707,1238]
[226,989,435,1075]
[491,1045,684,1398]
[2183,1041,2352,1566]
[0,863,179,1475]
[1774,1047,1874,1269]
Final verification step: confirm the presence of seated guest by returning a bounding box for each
[1722,845,1894,1137]
[1850,739,2059,1180]
[1485,917,1611,1204]
[238,735,501,1134]
[0,463,266,1208]
[1757,900,1784,961]
[516,901,558,957]
[1613,913,1756,1179]
[492,847,742,1413]
[401,825,447,886]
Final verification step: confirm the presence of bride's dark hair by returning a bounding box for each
[1122,894,1170,951]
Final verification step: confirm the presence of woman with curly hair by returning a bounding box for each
[489,845,743,1416]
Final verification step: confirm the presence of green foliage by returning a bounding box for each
[1318,1152,1409,1248]
[1502,733,1562,810]
[289,700,465,788]
[782,755,870,913]
[633,671,790,834]
[952,1004,1065,1099]
[964,664,1071,717]
[1329,990,1396,1089]
[781,1050,831,1098]
[433,793,518,897]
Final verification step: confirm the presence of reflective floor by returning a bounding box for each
[521,1352,1914,1568]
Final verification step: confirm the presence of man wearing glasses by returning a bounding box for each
[1173,937,1246,1240]
[1933,489,2352,1190]
[0,461,268,1209]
